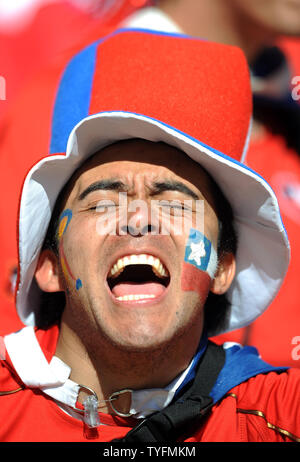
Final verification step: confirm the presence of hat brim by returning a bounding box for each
[17,111,290,336]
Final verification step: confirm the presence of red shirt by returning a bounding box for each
[0,326,299,442]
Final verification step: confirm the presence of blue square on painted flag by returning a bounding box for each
[184,228,212,271]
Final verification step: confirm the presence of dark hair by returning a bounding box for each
[37,153,238,334]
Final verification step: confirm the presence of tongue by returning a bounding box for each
[112,282,165,298]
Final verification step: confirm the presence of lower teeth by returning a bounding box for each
[116,294,156,301]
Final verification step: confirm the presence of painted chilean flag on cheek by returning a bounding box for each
[181,228,218,300]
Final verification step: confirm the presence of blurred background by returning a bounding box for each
[0,0,152,120]
[0,0,300,368]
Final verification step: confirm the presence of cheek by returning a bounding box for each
[59,237,83,291]
[180,227,217,300]
[181,262,212,301]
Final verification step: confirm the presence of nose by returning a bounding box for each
[121,223,157,236]
[119,198,159,236]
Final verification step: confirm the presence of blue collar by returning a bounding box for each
[210,343,288,403]
[174,337,288,403]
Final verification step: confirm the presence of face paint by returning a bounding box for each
[57,209,73,239]
[76,278,83,290]
[181,228,218,300]
[57,209,82,290]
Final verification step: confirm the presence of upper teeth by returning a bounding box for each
[109,254,169,278]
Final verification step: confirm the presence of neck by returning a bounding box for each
[55,310,199,414]
[159,0,277,61]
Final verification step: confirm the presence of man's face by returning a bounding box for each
[48,140,232,354]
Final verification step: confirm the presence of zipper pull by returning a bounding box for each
[83,394,101,428]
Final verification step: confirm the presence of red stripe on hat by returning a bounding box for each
[88,30,252,160]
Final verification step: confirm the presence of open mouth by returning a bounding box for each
[107,254,170,303]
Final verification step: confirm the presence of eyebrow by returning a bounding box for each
[78,179,128,201]
[151,181,200,200]
[78,178,200,201]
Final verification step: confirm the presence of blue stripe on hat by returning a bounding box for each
[49,40,101,154]
[113,27,198,41]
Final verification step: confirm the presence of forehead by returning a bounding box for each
[69,139,215,196]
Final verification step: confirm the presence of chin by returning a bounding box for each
[101,324,174,353]
[102,308,202,355]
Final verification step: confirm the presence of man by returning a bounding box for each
[0,30,299,442]
[2,1,299,369]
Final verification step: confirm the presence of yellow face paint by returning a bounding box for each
[58,215,69,239]
[57,209,82,290]
[57,209,73,240]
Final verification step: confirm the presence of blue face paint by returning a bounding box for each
[76,278,83,290]
[184,228,217,278]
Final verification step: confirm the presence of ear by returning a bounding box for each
[210,252,236,295]
[35,249,63,292]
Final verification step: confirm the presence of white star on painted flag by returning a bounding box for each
[188,240,206,266]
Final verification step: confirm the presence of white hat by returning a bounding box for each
[16,29,290,336]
